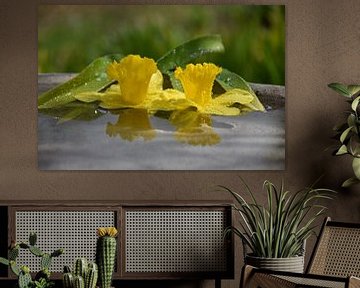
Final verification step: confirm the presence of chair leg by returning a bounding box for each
[240,265,255,288]
[240,265,296,288]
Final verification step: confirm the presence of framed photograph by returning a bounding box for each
[37,5,285,170]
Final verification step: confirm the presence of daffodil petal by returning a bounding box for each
[99,91,134,109]
[213,89,254,105]
[175,63,222,107]
[147,70,163,94]
[246,94,266,111]
[201,104,240,116]
[143,89,192,111]
[107,55,158,105]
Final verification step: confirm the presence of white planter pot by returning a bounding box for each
[245,254,305,273]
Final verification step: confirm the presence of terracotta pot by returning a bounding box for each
[245,254,305,273]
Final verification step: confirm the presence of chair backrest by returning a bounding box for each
[307,217,360,277]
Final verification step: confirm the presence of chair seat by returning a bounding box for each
[277,274,346,288]
[243,266,360,288]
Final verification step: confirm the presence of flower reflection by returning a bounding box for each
[169,109,221,146]
[106,109,156,141]
[105,108,221,146]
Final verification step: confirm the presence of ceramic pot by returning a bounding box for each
[245,254,305,273]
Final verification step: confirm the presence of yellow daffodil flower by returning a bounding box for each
[74,55,164,110]
[106,109,156,141]
[74,55,264,116]
[163,63,264,116]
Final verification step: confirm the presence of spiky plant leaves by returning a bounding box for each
[221,179,335,258]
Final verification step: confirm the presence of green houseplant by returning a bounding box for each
[328,83,360,187]
[96,227,118,288]
[0,232,63,288]
[62,258,98,288]
[221,179,334,272]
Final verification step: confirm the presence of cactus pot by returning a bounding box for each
[245,254,304,273]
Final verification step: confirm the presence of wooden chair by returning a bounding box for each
[241,217,360,288]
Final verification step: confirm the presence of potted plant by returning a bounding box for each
[221,179,334,273]
[0,232,63,288]
[328,83,360,187]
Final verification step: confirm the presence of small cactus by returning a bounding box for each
[0,232,63,288]
[74,275,85,288]
[96,227,118,288]
[85,263,98,288]
[18,268,32,288]
[63,259,98,288]
[63,272,74,288]
[74,258,88,279]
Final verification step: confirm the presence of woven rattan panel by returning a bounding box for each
[15,211,115,272]
[310,226,360,277]
[125,210,227,273]
[277,275,345,288]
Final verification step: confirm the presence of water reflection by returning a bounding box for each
[170,110,220,146]
[39,104,222,146]
[106,109,156,141]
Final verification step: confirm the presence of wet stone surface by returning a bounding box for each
[38,74,285,170]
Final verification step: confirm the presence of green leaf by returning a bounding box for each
[217,68,252,93]
[352,157,360,179]
[157,35,225,73]
[340,126,353,143]
[167,71,183,91]
[342,177,360,188]
[348,85,360,97]
[348,135,360,157]
[0,257,9,266]
[347,114,356,127]
[39,102,104,123]
[352,96,360,111]
[336,144,348,155]
[38,54,123,109]
[328,83,353,98]
[216,68,264,111]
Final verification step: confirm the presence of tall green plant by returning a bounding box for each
[221,179,335,258]
[328,83,360,187]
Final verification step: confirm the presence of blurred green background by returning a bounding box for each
[38,5,285,85]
